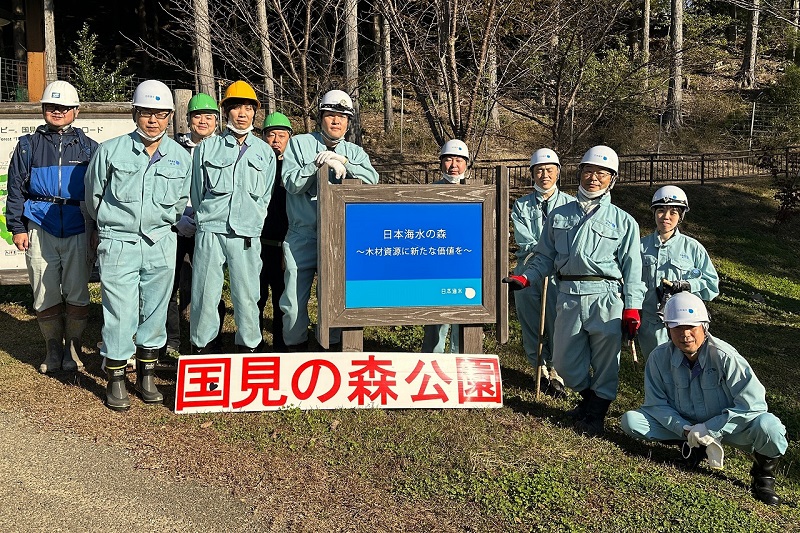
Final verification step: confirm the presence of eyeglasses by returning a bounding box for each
[581,169,612,179]
[137,109,171,120]
[43,104,76,114]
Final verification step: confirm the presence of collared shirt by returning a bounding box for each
[511,188,574,275]
[85,132,191,243]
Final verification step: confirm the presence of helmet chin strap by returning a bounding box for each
[136,128,166,142]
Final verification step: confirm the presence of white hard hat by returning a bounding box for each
[529,148,560,168]
[132,80,174,110]
[440,139,470,161]
[663,292,710,328]
[652,185,690,212]
[580,145,619,174]
[319,90,354,116]
[41,80,80,107]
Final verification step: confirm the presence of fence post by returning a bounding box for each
[700,154,705,185]
[786,146,791,179]
[649,154,654,187]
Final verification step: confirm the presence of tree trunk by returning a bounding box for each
[793,0,799,64]
[193,0,215,97]
[344,0,361,143]
[255,0,276,113]
[380,13,394,132]
[487,39,499,130]
[43,0,57,85]
[740,0,760,89]
[137,0,150,75]
[642,0,650,89]
[665,0,682,129]
[12,0,25,99]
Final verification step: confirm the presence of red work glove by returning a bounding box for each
[622,308,641,341]
[502,274,530,291]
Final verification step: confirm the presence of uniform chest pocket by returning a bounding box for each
[153,166,187,206]
[109,163,141,203]
[670,258,697,279]
[203,157,236,194]
[244,156,267,197]
[551,215,576,255]
[588,221,621,257]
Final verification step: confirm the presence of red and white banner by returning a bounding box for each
[175,352,503,413]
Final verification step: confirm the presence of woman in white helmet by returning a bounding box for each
[6,80,99,376]
[510,148,574,394]
[621,292,787,506]
[85,79,192,411]
[279,89,379,351]
[503,145,646,436]
[421,139,471,353]
[638,185,719,358]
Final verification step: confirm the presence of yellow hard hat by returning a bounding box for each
[220,80,260,110]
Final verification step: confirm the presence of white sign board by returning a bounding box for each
[175,352,504,413]
[0,116,134,283]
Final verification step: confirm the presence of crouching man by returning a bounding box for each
[620,292,788,505]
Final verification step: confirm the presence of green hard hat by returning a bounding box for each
[263,112,293,133]
[187,92,219,114]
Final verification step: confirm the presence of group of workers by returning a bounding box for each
[5,78,787,506]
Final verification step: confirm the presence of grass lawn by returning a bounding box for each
[0,179,797,531]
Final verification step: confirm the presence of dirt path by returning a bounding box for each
[0,411,264,532]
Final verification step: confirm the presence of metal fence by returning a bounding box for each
[374,148,789,188]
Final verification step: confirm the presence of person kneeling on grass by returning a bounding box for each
[620,292,788,506]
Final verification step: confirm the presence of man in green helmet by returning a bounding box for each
[163,92,220,360]
[258,112,292,351]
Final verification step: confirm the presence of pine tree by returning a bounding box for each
[68,24,132,102]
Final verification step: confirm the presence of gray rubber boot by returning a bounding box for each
[37,314,64,374]
[135,348,163,404]
[105,359,131,411]
[63,305,88,371]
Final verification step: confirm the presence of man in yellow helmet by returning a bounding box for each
[190,81,276,353]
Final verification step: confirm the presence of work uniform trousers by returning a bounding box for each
[280,228,340,347]
[553,290,623,401]
[513,276,558,369]
[422,324,460,354]
[97,234,175,362]
[638,311,670,358]
[620,410,789,458]
[258,239,287,351]
[25,221,91,312]
[191,230,262,349]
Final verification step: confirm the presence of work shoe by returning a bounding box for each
[286,341,310,353]
[190,344,211,355]
[545,378,566,399]
[135,348,163,404]
[234,343,261,353]
[37,314,64,374]
[575,395,612,437]
[105,358,131,411]
[750,453,782,505]
[565,389,594,420]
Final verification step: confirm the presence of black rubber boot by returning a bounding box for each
[286,341,310,353]
[750,453,782,505]
[105,359,131,411]
[575,395,612,437]
[134,348,163,404]
[565,389,594,420]
[191,344,212,355]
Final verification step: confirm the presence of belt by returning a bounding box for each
[261,238,283,247]
[557,273,620,282]
[27,194,80,207]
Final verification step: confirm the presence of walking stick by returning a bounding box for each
[536,276,548,400]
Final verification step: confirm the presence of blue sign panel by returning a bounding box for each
[345,203,483,308]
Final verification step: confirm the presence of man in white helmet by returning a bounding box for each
[510,148,574,394]
[6,80,99,375]
[280,89,378,351]
[503,145,645,436]
[85,79,192,411]
[638,185,719,357]
[621,292,788,506]
[422,139,471,353]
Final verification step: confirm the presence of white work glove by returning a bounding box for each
[326,159,347,179]
[175,215,196,237]
[314,151,348,167]
[683,423,724,469]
